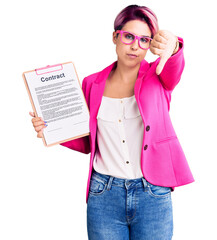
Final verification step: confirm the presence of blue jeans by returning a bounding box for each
[87,169,173,240]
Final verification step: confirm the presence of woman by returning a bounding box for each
[30,4,194,240]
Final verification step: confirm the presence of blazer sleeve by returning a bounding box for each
[158,36,185,91]
[59,77,91,154]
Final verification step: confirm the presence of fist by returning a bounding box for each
[150,30,179,75]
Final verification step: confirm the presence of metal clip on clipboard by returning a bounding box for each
[35,63,63,75]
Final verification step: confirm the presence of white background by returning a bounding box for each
[0,0,216,239]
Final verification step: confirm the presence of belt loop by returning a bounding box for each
[107,176,114,191]
[142,178,148,190]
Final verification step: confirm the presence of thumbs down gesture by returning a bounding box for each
[150,30,179,75]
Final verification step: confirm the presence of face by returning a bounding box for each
[113,20,152,68]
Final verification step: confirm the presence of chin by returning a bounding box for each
[119,57,141,68]
[125,59,141,68]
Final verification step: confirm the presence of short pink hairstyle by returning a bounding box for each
[114,5,159,38]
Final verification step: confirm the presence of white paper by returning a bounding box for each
[24,62,90,146]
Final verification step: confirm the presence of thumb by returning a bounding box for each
[29,111,35,117]
[156,54,169,75]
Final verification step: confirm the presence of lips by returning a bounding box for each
[127,54,137,58]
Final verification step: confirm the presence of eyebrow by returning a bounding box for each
[126,31,151,38]
[141,35,151,38]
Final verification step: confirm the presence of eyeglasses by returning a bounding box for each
[116,30,152,50]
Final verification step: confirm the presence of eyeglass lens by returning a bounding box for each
[121,32,151,49]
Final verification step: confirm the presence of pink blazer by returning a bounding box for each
[61,37,195,203]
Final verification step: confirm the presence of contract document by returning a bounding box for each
[23,62,90,147]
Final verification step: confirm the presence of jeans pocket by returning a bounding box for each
[89,177,107,196]
[147,182,171,198]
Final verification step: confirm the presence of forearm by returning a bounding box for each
[60,135,91,154]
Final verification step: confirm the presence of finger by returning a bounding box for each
[149,46,164,55]
[151,40,166,50]
[37,130,43,138]
[35,124,47,133]
[156,54,169,75]
[158,30,170,40]
[154,34,168,44]
[33,120,47,128]
[29,112,36,117]
[32,117,43,123]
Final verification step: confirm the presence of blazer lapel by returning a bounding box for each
[134,59,150,114]
[89,61,117,153]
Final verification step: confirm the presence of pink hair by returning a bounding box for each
[114,5,159,38]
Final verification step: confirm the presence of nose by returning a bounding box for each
[131,38,139,50]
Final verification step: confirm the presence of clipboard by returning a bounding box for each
[22,62,90,147]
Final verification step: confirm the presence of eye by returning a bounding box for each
[140,37,149,43]
[124,33,134,40]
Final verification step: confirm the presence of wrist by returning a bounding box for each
[172,37,179,55]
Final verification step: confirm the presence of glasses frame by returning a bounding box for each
[116,30,152,50]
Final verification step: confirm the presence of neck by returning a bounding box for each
[113,60,140,84]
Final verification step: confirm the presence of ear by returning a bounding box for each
[112,31,117,44]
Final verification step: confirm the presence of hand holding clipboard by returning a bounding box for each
[29,111,47,138]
